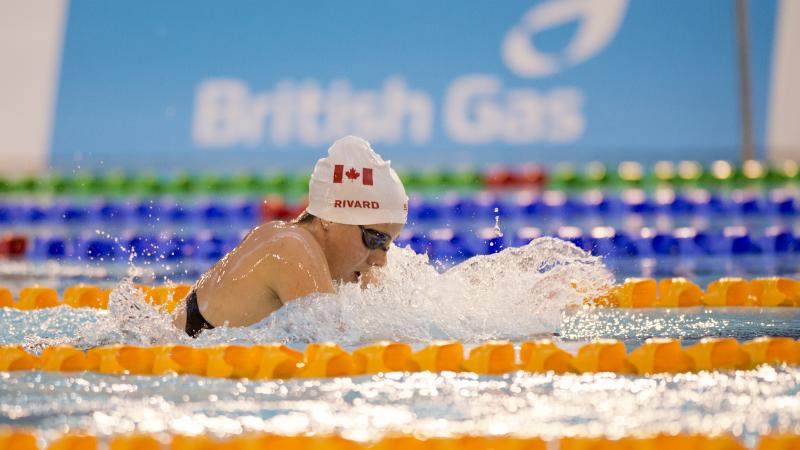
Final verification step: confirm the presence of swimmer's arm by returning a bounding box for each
[267,234,336,304]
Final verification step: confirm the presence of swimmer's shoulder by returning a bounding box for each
[244,221,335,301]
[243,221,330,276]
[245,221,320,252]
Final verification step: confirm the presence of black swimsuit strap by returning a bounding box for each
[185,290,214,338]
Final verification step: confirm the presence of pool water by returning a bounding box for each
[3,304,800,352]
[1,358,798,447]
[1,238,799,445]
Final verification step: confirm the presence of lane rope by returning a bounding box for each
[1,336,797,379]
[3,277,800,310]
[1,430,798,449]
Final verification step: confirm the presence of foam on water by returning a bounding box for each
[21,237,613,350]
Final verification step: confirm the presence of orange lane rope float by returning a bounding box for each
[2,277,799,311]
[1,337,797,380]
[2,430,800,450]
[585,277,800,307]
[0,284,191,312]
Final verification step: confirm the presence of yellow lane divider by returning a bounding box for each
[0,284,191,312]
[1,430,799,449]
[1,337,798,379]
[586,277,800,307]
[2,277,799,311]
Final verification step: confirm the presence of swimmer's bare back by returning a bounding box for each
[173,221,335,330]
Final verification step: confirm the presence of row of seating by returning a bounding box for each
[1,188,799,225]
[399,225,800,259]
[0,198,287,224]
[3,223,800,261]
[1,159,797,195]
[0,232,244,261]
[407,189,800,220]
[1,336,797,379]
[4,430,796,450]
[0,167,484,195]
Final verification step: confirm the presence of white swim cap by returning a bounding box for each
[306,136,408,225]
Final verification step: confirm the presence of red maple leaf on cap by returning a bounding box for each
[345,167,360,181]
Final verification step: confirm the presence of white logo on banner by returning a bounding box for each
[192,0,628,148]
[193,78,434,148]
[443,75,585,144]
[502,0,628,77]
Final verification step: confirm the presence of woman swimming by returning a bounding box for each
[173,136,408,337]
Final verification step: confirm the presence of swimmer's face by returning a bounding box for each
[325,222,404,283]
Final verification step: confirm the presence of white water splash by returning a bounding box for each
[23,280,191,353]
[240,237,613,344]
[29,237,613,349]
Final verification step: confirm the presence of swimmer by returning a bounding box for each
[173,136,408,337]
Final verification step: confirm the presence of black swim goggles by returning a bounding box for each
[359,225,392,251]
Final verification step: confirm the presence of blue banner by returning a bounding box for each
[50,0,778,171]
